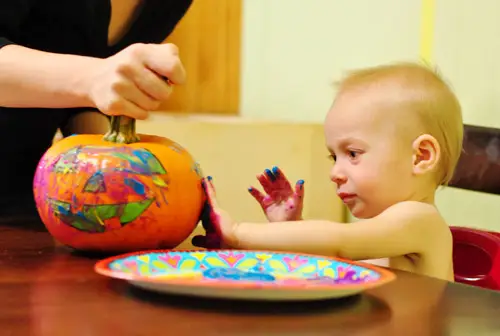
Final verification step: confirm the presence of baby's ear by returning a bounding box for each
[411,134,441,176]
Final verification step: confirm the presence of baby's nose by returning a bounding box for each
[329,165,347,185]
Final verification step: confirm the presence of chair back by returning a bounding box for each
[450,226,500,290]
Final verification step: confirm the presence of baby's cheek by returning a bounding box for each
[355,165,376,179]
[355,169,382,191]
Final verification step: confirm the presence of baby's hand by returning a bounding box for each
[248,166,304,222]
[192,177,237,249]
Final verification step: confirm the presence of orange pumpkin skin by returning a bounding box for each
[33,133,205,253]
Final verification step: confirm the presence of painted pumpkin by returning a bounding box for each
[33,116,205,253]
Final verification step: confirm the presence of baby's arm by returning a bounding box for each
[231,201,440,260]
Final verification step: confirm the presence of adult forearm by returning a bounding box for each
[0,44,100,109]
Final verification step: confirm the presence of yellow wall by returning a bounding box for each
[240,0,421,122]
[432,0,500,231]
[239,0,500,231]
[136,115,346,248]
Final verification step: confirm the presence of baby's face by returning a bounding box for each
[324,89,421,219]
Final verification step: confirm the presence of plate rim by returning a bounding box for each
[94,249,397,291]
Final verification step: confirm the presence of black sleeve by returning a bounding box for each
[0,0,38,49]
[109,0,193,55]
[0,37,14,49]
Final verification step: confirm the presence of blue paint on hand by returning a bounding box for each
[265,169,275,180]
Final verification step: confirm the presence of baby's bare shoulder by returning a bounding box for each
[384,201,441,220]
[383,201,450,236]
[376,202,452,264]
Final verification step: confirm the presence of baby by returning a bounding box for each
[192,62,464,282]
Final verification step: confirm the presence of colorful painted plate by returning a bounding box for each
[95,250,396,301]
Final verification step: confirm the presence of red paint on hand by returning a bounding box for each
[248,166,305,222]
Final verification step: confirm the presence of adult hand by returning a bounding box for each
[87,43,185,120]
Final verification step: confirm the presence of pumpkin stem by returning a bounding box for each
[103,116,140,144]
[102,77,172,144]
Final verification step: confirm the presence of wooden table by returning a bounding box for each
[1,217,499,336]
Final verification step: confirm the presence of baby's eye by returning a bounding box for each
[347,150,362,160]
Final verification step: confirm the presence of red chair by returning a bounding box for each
[450,226,500,290]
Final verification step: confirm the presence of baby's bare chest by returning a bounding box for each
[390,254,419,272]
[390,254,454,281]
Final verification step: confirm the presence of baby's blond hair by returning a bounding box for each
[335,62,463,186]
